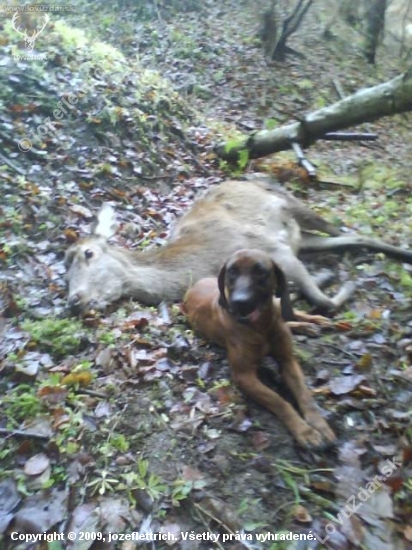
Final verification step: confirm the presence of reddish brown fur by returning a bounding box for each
[184,249,336,449]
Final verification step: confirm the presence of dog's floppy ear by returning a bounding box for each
[218,263,229,310]
[272,262,295,321]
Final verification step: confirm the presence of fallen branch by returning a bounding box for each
[215,69,412,162]
[0,427,50,440]
[322,132,377,141]
[291,141,316,177]
[332,78,346,99]
[0,151,26,175]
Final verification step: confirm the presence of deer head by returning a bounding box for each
[12,12,49,52]
[65,204,129,312]
[65,200,205,313]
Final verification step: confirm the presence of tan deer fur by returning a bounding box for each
[65,178,412,312]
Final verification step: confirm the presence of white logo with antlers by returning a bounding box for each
[11,12,49,52]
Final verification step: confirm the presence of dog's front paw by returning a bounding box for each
[287,321,321,337]
[304,314,333,328]
[291,417,335,450]
[294,423,326,449]
[304,411,336,446]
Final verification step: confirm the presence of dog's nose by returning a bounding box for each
[230,292,255,317]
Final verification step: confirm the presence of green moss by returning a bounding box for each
[2,384,43,424]
[21,317,88,358]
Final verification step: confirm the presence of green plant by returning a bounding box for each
[99,433,130,457]
[87,470,120,496]
[219,149,249,175]
[265,118,278,130]
[2,384,43,424]
[98,330,118,346]
[53,409,87,453]
[21,318,88,357]
[122,459,167,501]
[171,472,208,506]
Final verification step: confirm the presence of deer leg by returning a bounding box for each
[289,268,335,303]
[274,249,356,311]
[300,234,412,263]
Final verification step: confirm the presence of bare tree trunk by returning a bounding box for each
[216,69,412,161]
[258,0,314,61]
[363,0,387,63]
[339,0,362,26]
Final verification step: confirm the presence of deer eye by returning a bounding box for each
[84,249,94,260]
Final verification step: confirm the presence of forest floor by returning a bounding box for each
[1,1,412,549]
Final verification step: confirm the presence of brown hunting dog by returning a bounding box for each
[184,249,336,450]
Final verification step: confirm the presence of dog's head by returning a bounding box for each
[217,249,294,323]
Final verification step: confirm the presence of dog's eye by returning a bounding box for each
[84,249,94,260]
[253,264,268,278]
[227,266,238,280]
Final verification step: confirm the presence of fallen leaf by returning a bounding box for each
[98,497,142,533]
[329,374,366,396]
[38,385,68,405]
[24,453,50,476]
[341,514,364,546]
[294,504,312,523]
[94,401,111,418]
[62,371,93,387]
[0,479,20,533]
[64,228,79,242]
[69,204,93,218]
[160,522,181,545]
[182,465,204,482]
[251,431,270,451]
[14,488,67,533]
[334,320,353,331]
[356,353,373,370]
[66,503,99,550]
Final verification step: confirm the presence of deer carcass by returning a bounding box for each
[65,178,412,312]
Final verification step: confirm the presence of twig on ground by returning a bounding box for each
[0,151,26,175]
[332,78,346,99]
[0,427,49,440]
[291,142,317,178]
[193,502,226,550]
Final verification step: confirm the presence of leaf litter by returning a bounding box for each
[0,1,412,548]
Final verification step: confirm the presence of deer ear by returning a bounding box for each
[92,203,117,239]
[272,262,295,321]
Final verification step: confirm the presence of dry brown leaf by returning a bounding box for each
[182,465,204,482]
[294,504,312,523]
[62,371,93,387]
[64,228,79,243]
[356,353,373,370]
[251,431,270,451]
